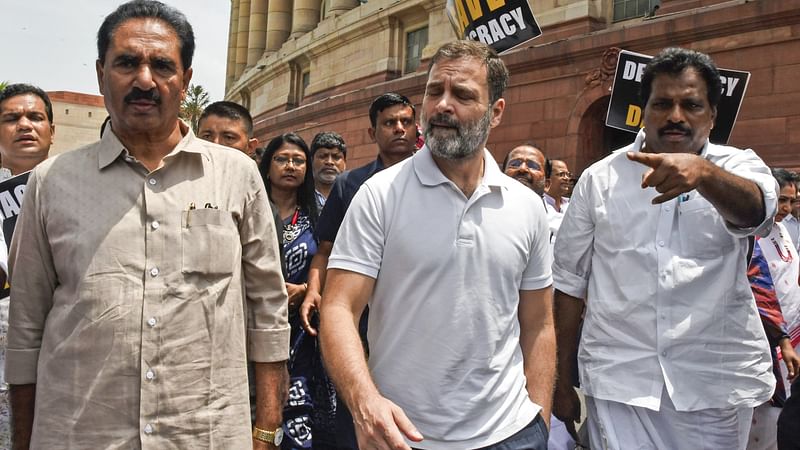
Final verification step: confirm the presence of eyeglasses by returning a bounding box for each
[507,158,542,171]
[554,170,572,179]
[273,156,306,167]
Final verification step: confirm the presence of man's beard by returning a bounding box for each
[423,108,492,160]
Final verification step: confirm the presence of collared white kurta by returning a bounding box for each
[554,129,777,412]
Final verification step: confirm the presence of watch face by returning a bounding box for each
[274,427,284,445]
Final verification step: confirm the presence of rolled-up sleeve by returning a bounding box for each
[721,148,778,238]
[240,169,289,363]
[552,173,596,300]
[6,169,57,384]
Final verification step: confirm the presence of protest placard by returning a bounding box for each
[445,0,541,54]
[606,50,750,144]
[0,172,30,296]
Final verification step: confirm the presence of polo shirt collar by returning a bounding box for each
[413,145,506,190]
[98,120,206,169]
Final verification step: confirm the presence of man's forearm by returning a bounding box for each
[554,290,584,385]
[320,303,379,410]
[10,383,35,450]
[254,361,287,431]
[698,161,766,229]
[521,324,556,421]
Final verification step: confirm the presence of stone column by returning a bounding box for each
[247,0,269,67]
[235,0,251,78]
[326,0,359,18]
[226,0,240,88]
[291,0,321,38]
[266,0,292,52]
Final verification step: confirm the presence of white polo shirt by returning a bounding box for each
[329,146,553,449]
[553,129,776,412]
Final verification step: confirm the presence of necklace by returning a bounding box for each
[282,207,302,243]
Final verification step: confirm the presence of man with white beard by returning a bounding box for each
[309,131,347,209]
[319,40,555,450]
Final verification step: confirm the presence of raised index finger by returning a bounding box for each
[626,151,663,168]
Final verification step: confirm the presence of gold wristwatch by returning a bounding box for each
[253,426,284,446]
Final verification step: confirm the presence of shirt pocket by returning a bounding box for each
[182,209,238,275]
[678,197,735,259]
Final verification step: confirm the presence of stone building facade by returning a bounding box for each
[47,92,107,156]
[226,0,800,173]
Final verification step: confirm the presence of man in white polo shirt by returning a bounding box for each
[319,40,555,450]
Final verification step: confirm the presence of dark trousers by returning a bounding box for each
[778,378,800,450]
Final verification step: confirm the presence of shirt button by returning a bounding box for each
[661,351,667,357]
[147,317,157,327]
[145,369,156,380]
[658,241,665,247]
[664,205,671,212]
[148,178,157,186]
[144,423,153,434]
[150,267,159,277]
[151,221,160,230]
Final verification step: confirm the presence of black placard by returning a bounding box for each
[606,50,750,144]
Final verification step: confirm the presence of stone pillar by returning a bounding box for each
[247,0,269,67]
[326,0,358,18]
[291,0,321,38]
[226,0,240,88]
[266,0,292,52]
[235,0,251,78]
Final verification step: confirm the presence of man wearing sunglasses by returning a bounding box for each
[503,143,547,196]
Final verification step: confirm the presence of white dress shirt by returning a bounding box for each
[553,129,777,412]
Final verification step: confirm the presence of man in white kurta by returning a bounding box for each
[552,47,776,450]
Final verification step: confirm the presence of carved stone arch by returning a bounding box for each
[565,47,636,173]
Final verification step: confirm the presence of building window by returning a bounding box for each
[88,111,93,118]
[405,26,428,74]
[301,71,310,99]
[65,109,69,115]
[613,0,654,22]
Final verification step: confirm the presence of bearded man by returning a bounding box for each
[318,40,555,450]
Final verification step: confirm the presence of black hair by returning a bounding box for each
[310,131,347,159]
[368,93,415,128]
[772,168,800,190]
[258,133,319,229]
[199,101,254,137]
[429,40,509,105]
[545,159,566,179]
[97,0,195,70]
[0,83,53,123]
[640,47,722,109]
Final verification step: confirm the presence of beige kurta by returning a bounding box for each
[5,125,289,449]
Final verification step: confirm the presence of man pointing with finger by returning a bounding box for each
[552,47,776,449]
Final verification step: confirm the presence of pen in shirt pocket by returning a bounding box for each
[186,202,196,227]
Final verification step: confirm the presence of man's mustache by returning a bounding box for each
[658,122,691,136]
[124,88,161,104]
[428,114,460,130]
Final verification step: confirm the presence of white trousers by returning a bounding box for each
[586,389,753,450]
[747,402,780,450]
